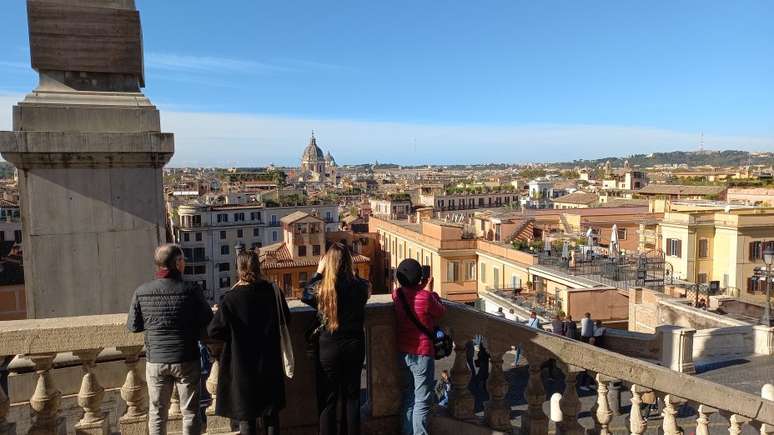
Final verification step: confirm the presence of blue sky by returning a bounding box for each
[1,1,773,167]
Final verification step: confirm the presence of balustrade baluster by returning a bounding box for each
[591,373,613,435]
[170,388,181,417]
[557,363,584,435]
[628,385,648,435]
[0,357,13,435]
[117,346,147,433]
[695,404,716,435]
[661,394,684,435]
[728,414,750,435]
[73,348,108,435]
[26,353,64,435]
[449,334,474,420]
[524,356,548,435]
[205,342,223,416]
[484,342,510,431]
[761,421,774,435]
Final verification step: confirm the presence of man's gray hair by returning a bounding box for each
[154,243,184,269]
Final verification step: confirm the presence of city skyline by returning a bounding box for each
[1,1,772,166]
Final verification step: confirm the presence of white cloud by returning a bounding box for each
[145,52,293,75]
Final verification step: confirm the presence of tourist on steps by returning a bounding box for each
[207,250,290,435]
[302,242,370,435]
[393,259,447,435]
[127,244,213,435]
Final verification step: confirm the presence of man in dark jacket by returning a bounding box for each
[127,244,213,435]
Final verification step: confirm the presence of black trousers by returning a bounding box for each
[230,410,280,435]
[317,335,365,435]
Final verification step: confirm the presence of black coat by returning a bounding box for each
[127,275,213,364]
[563,321,578,340]
[207,280,291,420]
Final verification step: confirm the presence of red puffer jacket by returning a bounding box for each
[392,285,447,357]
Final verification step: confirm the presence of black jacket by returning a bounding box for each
[207,280,291,420]
[301,273,369,340]
[127,275,213,364]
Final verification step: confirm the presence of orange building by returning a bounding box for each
[260,212,370,298]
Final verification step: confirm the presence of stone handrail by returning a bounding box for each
[440,301,774,433]
[1,296,773,434]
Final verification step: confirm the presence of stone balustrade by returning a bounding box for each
[0,296,773,434]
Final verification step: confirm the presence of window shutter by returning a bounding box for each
[676,240,682,258]
[750,242,756,261]
[747,278,754,293]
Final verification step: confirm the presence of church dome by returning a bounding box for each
[302,134,324,162]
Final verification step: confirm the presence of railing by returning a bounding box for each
[1,297,773,434]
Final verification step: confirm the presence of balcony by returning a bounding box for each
[1,296,773,434]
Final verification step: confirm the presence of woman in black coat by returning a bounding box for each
[208,250,290,435]
[302,242,369,435]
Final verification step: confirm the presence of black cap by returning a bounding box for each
[397,259,422,287]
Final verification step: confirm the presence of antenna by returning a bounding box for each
[699,131,704,153]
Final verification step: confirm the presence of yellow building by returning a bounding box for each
[660,207,774,294]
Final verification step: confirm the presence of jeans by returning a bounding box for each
[400,353,435,435]
[147,360,202,435]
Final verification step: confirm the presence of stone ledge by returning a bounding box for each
[0,131,174,154]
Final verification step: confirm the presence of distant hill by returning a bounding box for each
[553,150,774,169]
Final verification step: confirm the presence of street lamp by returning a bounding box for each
[763,246,774,327]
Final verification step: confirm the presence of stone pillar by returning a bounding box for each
[660,394,684,435]
[73,349,108,435]
[484,342,510,431]
[761,385,774,435]
[204,342,230,433]
[695,404,716,435]
[524,357,548,435]
[0,366,14,435]
[27,354,65,435]
[449,332,475,420]
[753,326,774,356]
[591,374,613,435]
[117,346,147,435]
[556,363,584,435]
[658,326,696,374]
[0,0,174,318]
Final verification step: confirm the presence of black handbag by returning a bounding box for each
[397,289,453,360]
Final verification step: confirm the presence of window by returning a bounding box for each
[234,212,245,222]
[218,263,230,272]
[283,273,292,293]
[446,261,460,282]
[299,272,308,285]
[466,262,476,281]
[617,228,627,241]
[237,229,243,238]
[217,213,228,223]
[14,230,21,243]
[253,228,260,237]
[219,277,231,289]
[221,245,229,255]
[698,239,709,258]
[220,231,226,240]
[183,232,190,242]
[272,231,278,242]
[313,245,321,256]
[195,232,202,242]
[183,248,193,260]
[250,211,262,221]
[408,248,413,259]
[493,267,500,289]
[193,247,205,261]
[511,274,521,289]
[270,215,278,225]
[325,211,332,221]
[480,262,486,283]
[666,238,682,257]
[298,245,307,257]
[192,215,202,227]
[697,273,707,284]
[748,241,774,261]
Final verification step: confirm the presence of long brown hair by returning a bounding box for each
[318,243,354,332]
[236,250,262,284]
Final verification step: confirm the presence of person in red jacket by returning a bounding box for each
[392,259,446,435]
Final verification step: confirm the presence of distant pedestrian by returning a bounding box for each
[127,244,213,435]
[496,307,506,318]
[551,313,565,335]
[591,320,606,347]
[563,315,578,340]
[580,312,594,343]
[526,311,542,329]
[435,370,451,407]
[508,308,517,321]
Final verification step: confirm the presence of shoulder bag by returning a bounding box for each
[397,289,453,360]
[272,283,295,378]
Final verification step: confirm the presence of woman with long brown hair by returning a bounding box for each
[208,250,290,435]
[302,242,370,435]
